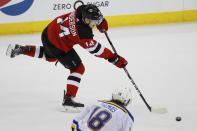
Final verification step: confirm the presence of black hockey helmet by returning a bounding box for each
[82,4,103,20]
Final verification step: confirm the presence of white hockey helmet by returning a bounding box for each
[112,87,132,106]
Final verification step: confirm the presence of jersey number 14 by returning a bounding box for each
[57,17,70,37]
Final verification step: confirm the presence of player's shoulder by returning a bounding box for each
[98,100,134,122]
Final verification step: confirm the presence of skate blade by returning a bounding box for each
[61,106,83,113]
[6,44,14,57]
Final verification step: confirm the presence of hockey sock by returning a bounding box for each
[24,45,56,62]
[66,63,85,97]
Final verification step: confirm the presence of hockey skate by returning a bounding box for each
[62,93,84,113]
[6,44,27,58]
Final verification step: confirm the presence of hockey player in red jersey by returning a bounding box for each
[6,4,128,108]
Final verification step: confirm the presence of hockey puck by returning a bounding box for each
[176,116,181,121]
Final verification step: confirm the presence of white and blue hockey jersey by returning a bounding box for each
[72,100,134,131]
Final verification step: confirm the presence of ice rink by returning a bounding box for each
[0,22,197,131]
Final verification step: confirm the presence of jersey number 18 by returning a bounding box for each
[88,107,112,130]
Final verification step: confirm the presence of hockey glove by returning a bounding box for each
[108,53,128,68]
[96,18,108,33]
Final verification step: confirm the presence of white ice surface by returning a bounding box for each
[0,22,197,131]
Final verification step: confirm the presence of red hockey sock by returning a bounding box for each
[24,45,36,57]
[66,85,79,97]
[66,63,85,97]
[23,45,57,62]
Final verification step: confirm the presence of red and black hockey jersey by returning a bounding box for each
[47,5,114,60]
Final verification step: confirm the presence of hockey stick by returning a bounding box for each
[104,31,167,114]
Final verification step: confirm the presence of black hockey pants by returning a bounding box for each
[41,27,82,70]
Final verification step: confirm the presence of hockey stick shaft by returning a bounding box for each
[104,31,152,112]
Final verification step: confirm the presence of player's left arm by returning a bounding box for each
[79,39,128,68]
[79,39,114,59]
